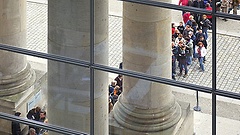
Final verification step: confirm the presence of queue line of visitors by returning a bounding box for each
[108,71,123,113]
[172,14,210,80]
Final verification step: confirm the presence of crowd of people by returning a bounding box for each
[179,0,239,21]
[108,74,123,113]
[108,63,123,113]
[11,106,48,135]
[172,12,211,80]
[26,106,48,135]
[172,0,223,80]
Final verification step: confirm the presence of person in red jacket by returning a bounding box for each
[179,0,190,15]
[172,23,176,35]
[179,0,189,6]
[205,3,212,23]
[183,12,191,24]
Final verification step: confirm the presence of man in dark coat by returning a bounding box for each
[12,112,21,135]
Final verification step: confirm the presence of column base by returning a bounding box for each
[0,63,36,96]
[109,101,194,135]
[0,68,47,135]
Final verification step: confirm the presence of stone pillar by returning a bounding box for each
[48,0,108,134]
[112,2,182,134]
[0,0,35,96]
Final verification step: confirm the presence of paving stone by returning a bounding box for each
[26,2,240,94]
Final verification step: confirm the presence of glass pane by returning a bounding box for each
[216,0,240,16]
[94,70,109,134]
[107,3,214,86]
[0,49,91,134]
[217,95,240,135]
[173,16,212,87]
[27,1,47,53]
[24,1,91,61]
[108,5,175,80]
[94,0,109,66]
[173,87,212,134]
[47,59,90,133]
[108,75,203,134]
[0,118,78,135]
[216,18,240,92]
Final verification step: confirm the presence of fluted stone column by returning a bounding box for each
[0,0,35,96]
[48,0,108,134]
[113,2,182,134]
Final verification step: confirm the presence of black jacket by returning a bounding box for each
[12,122,21,135]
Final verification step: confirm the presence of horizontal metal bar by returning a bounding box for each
[216,89,240,100]
[120,0,240,21]
[0,43,90,68]
[120,0,212,14]
[93,63,212,93]
[215,12,240,21]
[0,112,88,135]
[0,43,212,94]
[1,43,240,100]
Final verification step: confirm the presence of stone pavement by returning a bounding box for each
[25,1,240,134]
[26,1,240,94]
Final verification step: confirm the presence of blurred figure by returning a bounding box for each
[29,128,36,135]
[111,86,120,105]
[172,42,178,80]
[205,3,212,23]
[38,111,48,135]
[183,12,191,24]
[177,22,185,34]
[12,112,22,135]
[221,0,229,21]
[27,106,41,133]
[200,14,212,40]
[109,81,116,94]
[177,41,188,78]
[109,98,114,113]
[114,74,123,91]
[196,42,207,72]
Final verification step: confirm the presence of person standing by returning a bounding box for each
[192,0,206,25]
[196,42,207,72]
[177,22,185,34]
[185,36,194,65]
[183,12,191,24]
[205,3,213,23]
[200,14,212,40]
[220,0,229,21]
[179,0,190,15]
[38,111,48,135]
[114,74,123,91]
[12,112,22,135]
[172,42,178,80]
[177,41,188,78]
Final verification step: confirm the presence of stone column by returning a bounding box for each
[48,0,108,134]
[113,2,182,133]
[0,0,35,96]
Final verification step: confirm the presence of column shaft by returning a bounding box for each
[48,0,108,134]
[0,0,35,96]
[113,2,182,133]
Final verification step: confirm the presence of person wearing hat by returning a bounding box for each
[12,112,22,135]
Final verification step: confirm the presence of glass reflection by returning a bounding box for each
[47,60,90,134]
